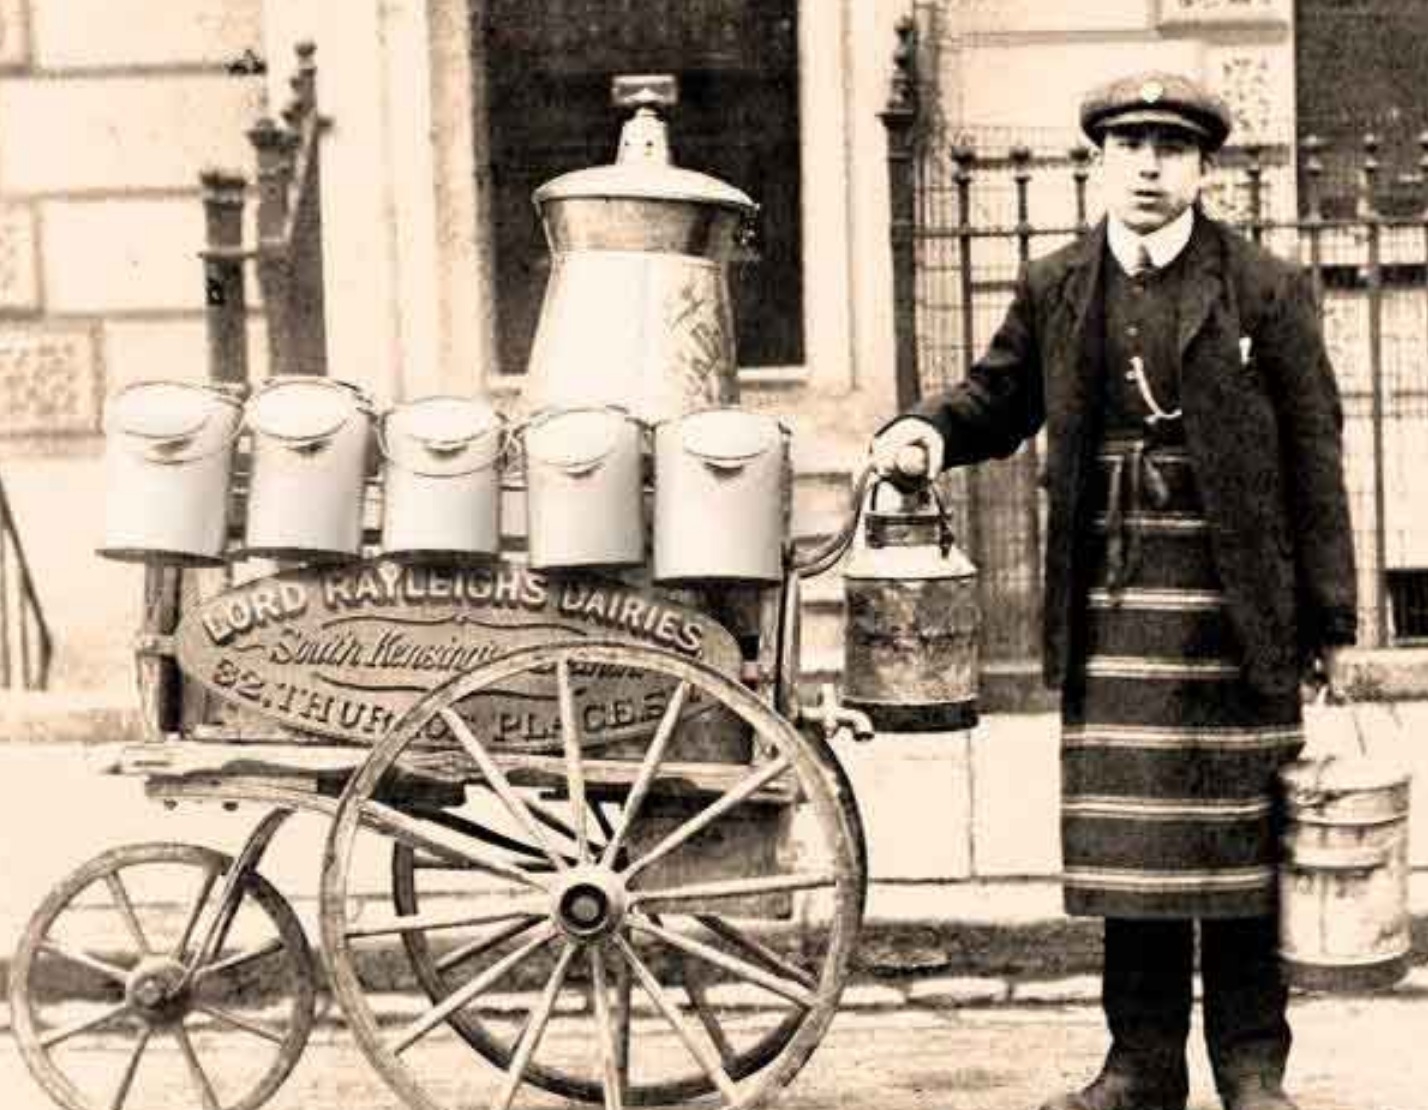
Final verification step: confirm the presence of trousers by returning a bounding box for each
[1102,916,1290,1100]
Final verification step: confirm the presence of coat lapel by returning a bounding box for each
[1052,220,1108,432]
[1176,214,1226,357]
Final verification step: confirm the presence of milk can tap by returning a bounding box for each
[840,471,980,733]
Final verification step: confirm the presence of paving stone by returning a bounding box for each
[1009,975,1100,1005]
[837,983,908,1010]
[906,975,1009,1007]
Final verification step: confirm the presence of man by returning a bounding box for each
[870,72,1357,1110]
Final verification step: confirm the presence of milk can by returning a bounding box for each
[525,101,755,423]
[379,396,503,558]
[522,407,645,570]
[242,377,374,559]
[98,380,243,565]
[653,407,787,583]
[1278,700,1412,991]
[842,478,979,731]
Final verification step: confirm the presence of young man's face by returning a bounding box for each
[1100,125,1207,233]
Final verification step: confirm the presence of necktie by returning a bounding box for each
[1131,240,1155,277]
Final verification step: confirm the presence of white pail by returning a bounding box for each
[380,397,504,558]
[524,408,645,570]
[243,377,374,559]
[654,408,787,583]
[1279,700,1413,991]
[99,381,243,565]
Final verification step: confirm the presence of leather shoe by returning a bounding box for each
[1221,1076,1299,1110]
[1038,1070,1187,1110]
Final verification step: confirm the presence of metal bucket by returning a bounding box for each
[242,377,374,559]
[653,408,787,583]
[380,396,503,558]
[98,381,243,565]
[1279,709,1412,991]
[523,408,645,570]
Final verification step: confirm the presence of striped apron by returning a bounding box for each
[1060,430,1304,919]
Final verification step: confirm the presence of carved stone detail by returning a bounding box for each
[0,204,39,312]
[0,0,28,68]
[0,325,102,435]
[1158,0,1290,28]
[1211,50,1283,144]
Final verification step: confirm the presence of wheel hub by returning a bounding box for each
[550,867,626,941]
[125,956,191,1024]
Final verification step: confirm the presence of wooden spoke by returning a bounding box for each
[622,756,792,883]
[192,937,285,985]
[694,916,818,993]
[440,708,569,871]
[556,657,590,862]
[109,1026,152,1110]
[601,680,688,868]
[37,940,129,985]
[632,870,837,910]
[435,916,544,973]
[492,942,577,1110]
[413,805,581,868]
[172,1022,222,1110]
[589,948,626,1110]
[613,933,739,1102]
[173,866,221,961]
[393,924,556,1055]
[590,798,618,844]
[682,967,738,1069]
[629,918,817,1008]
[358,798,546,890]
[346,900,547,940]
[104,872,152,956]
[38,1002,134,1049]
[521,798,607,859]
[192,1002,286,1046]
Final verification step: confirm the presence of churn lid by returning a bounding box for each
[532,104,755,214]
[106,381,234,441]
[247,378,369,441]
[674,408,783,467]
[381,396,502,473]
[524,408,635,473]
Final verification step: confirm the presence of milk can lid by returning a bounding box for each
[673,408,783,464]
[386,396,501,451]
[247,378,364,441]
[525,408,633,469]
[106,381,231,440]
[1280,753,1412,793]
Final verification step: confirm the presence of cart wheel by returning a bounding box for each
[11,843,316,1110]
[325,639,865,1110]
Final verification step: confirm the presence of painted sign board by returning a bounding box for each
[173,558,743,751]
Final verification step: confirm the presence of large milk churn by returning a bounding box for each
[842,478,980,731]
[99,380,243,565]
[379,396,504,559]
[242,377,374,559]
[524,84,757,423]
[1278,700,1412,991]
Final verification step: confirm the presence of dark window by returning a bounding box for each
[481,0,803,375]
[1388,569,1428,642]
[1296,0,1428,217]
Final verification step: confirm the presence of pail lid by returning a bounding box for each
[1280,753,1412,795]
[248,378,369,442]
[381,396,502,473]
[105,381,235,441]
[525,408,637,473]
[671,408,782,469]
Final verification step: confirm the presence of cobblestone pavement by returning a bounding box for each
[2,993,1423,1110]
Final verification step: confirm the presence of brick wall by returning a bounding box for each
[0,0,267,689]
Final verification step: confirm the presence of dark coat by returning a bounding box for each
[910,212,1357,695]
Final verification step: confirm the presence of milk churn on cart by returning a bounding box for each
[523,79,755,423]
[840,471,980,732]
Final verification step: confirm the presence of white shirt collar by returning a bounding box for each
[1108,207,1195,275]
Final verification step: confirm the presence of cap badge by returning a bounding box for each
[1140,80,1165,104]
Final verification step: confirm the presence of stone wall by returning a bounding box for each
[0,0,267,689]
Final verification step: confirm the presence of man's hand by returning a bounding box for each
[870,419,945,486]
[1305,644,1350,702]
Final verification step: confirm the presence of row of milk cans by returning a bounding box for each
[99,376,790,583]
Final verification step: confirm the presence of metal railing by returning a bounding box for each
[881,17,1428,700]
[0,472,52,689]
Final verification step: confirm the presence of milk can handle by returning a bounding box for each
[866,475,956,557]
